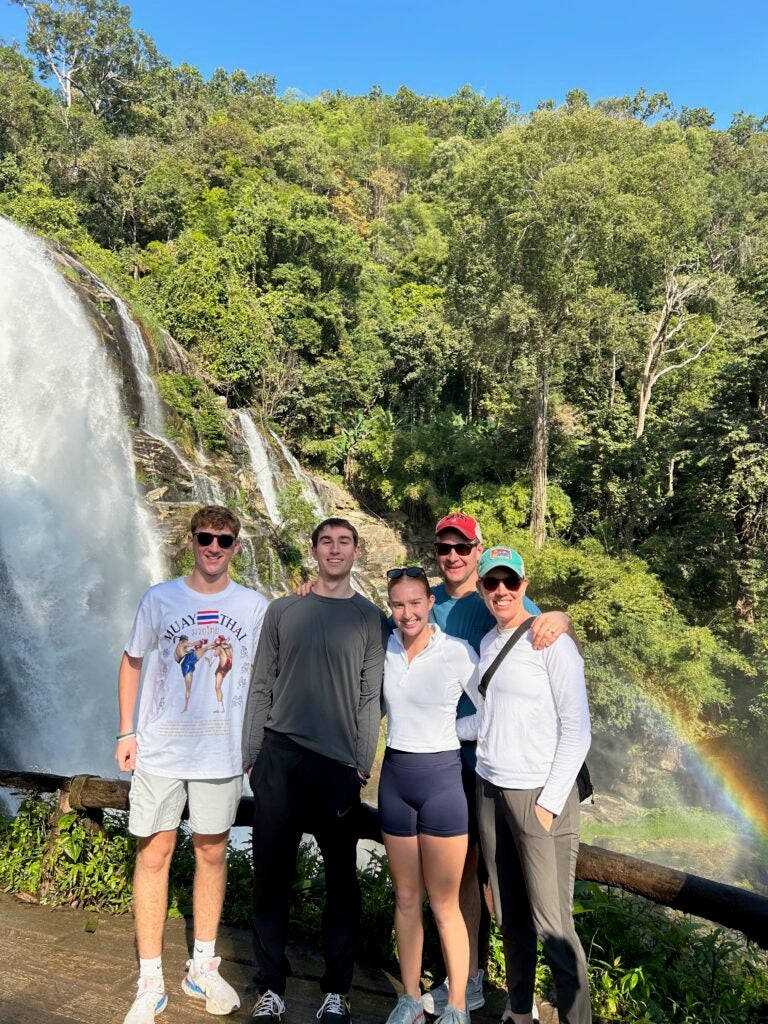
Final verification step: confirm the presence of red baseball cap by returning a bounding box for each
[434,512,483,543]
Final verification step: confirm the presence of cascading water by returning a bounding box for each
[111,292,165,435]
[190,448,225,505]
[269,428,325,518]
[0,218,163,776]
[106,289,223,503]
[238,412,283,525]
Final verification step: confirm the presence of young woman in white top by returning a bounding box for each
[379,567,480,1024]
[473,546,592,1024]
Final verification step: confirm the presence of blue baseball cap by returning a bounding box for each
[477,546,526,579]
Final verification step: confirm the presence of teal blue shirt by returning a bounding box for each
[430,584,540,768]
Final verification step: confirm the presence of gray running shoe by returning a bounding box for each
[385,994,426,1024]
[433,1006,470,1024]
[422,972,484,1015]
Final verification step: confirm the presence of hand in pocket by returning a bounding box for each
[534,802,554,832]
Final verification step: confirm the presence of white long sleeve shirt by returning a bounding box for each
[474,627,591,815]
[383,625,480,752]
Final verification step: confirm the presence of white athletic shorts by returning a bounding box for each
[128,769,243,837]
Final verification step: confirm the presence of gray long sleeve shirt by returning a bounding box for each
[241,592,388,775]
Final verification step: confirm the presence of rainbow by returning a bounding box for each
[631,688,768,841]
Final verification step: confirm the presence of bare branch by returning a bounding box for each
[650,326,721,386]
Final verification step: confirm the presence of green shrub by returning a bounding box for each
[483,882,768,1022]
[0,796,136,913]
[156,372,227,451]
[4,796,767,1021]
[572,883,768,1023]
[275,481,317,575]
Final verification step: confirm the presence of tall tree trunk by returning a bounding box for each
[530,345,549,549]
[636,372,653,438]
[667,455,677,496]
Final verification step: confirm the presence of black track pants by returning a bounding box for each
[250,730,362,995]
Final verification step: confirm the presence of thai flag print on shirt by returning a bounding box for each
[125,577,270,779]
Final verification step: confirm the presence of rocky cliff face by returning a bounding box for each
[51,243,407,604]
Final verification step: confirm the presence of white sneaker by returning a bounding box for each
[500,994,539,1022]
[124,979,168,1024]
[182,957,240,1015]
[422,972,485,1015]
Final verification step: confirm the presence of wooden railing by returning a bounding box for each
[2,768,766,948]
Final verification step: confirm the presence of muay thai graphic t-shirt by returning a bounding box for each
[126,578,269,779]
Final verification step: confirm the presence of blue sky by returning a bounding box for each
[1,1,766,127]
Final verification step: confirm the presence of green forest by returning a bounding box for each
[3,1,768,781]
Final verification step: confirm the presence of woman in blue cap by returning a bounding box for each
[473,547,592,1024]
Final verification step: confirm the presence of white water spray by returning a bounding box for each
[269,428,325,518]
[0,218,163,775]
[111,293,165,435]
[105,290,223,503]
[238,412,283,525]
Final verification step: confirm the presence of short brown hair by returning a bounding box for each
[311,517,359,547]
[190,505,241,536]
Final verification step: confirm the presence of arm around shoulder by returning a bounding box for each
[530,609,581,653]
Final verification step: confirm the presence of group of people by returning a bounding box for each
[116,505,592,1024]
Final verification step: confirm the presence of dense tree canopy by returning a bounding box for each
[3,1,768,765]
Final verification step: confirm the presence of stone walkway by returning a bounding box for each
[0,892,559,1024]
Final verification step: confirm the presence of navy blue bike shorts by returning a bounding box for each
[461,763,480,845]
[378,747,468,838]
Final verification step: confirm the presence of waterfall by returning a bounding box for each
[0,218,163,776]
[111,293,165,435]
[269,428,325,518]
[191,447,225,505]
[238,412,284,525]
[106,289,224,503]
[234,534,264,591]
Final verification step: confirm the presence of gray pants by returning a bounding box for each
[477,778,591,1024]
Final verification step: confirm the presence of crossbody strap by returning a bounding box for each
[478,616,536,699]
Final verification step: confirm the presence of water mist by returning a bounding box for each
[0,219,163,776]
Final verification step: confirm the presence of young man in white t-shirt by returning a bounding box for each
[116,506,269,1024]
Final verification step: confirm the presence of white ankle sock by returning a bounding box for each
[139,956,163,989]
[193,938,216,971]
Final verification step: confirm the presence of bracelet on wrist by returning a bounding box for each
[116,731,136,741]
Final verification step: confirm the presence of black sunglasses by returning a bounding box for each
[434,541,478,557]
[387,566,428,582]
[194,531,237,549]
[481,574,523,592]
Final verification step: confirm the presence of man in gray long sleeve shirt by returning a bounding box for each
[242,592,385,774]
[244,518,388,1024]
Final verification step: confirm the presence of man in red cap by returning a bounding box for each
[422,512,574,1022]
